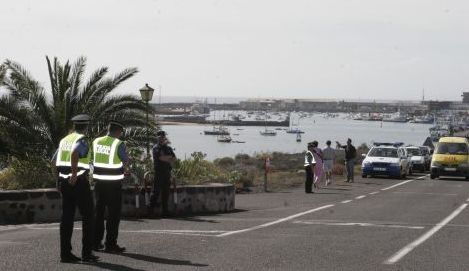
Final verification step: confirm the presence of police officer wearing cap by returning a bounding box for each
[152,130,176,217]
[52,114,99,263]
[92,120,129,253]
[304,142,317,193]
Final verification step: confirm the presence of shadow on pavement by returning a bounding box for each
[171,208,248,223]
[313,192,344,195]
[436,177,469,182]
[83,261,145,271]
[321,187,351,191]
[120,252,208,267]
[173,216,219,223]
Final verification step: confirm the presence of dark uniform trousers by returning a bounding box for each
[154,171,171,215]
[94,181,122,247]
[60,175,94,257]
[305,166,314,193]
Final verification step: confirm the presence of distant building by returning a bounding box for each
[462,92,469,103]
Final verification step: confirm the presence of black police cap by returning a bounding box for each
[109,120,124,129]
[71,114,90,124]
[156,130,166,137]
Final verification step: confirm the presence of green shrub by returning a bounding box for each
[173,152,224,185]
[214,157,235,168]
[0,156,55,190]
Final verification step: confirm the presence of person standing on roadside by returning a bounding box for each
[52,114,99,263]
[304,142,316,193]
[311,141,324,188]
[92,121,129,253]
[152,131,176,217]
[322,140,336,186]
[336,138,357,183]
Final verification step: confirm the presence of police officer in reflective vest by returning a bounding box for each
[304,142,317,193]
[92,121,129,253]
[53,114,99,263]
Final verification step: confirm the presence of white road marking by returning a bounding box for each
[120,230,227,236]
[381,180,415,191]
[341,200,352,204]
[381,175,428,192]
[0,241,29,245]
[384,203,468,265]
[28,227,228,236]
[293,220,424,230]
[0,223,60,232]
[393,192,457,196]
[0,226,24,232]
[369,191,379,195]
[355,195,366,199]
[217,204,335,237]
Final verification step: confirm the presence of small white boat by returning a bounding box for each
[217,134,232,142]
[260,129,277,136]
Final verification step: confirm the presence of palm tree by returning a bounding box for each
[0,56,157,160]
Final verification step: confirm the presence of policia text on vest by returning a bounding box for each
[92,121,129,253]
[54,114,99,263]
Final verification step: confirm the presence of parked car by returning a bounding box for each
[362,142,411,179]
[406,146,426,173]
[430,137,469,180]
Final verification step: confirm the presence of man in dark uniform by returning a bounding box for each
[304,142,316,193]
[52,114,99,263]
[336,138,357,183]
[152,130,176,217]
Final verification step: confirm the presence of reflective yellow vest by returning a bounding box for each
[56,132,90,178]
[304,151,315,167]
[92,135,124,181]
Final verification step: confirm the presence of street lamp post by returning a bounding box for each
[139,83,155,160]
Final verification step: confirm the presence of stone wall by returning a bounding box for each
[0,183,235,224]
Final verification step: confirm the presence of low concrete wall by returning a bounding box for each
[0,183,235,224]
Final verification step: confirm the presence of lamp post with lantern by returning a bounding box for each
[139,83,155,159]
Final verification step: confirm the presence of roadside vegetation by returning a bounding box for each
[171,143,370,192]
[0,56,157,189]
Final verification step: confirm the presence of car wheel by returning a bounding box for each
[430,173,437,179]
[362,174,367,178]
[466,176,469,181]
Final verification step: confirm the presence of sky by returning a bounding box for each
[1,0,469,102]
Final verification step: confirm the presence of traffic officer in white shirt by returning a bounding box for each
[304,142,316,193]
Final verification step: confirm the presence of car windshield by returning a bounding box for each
[368,148,398,158]
[436,143,468,155]
[406,148,422,156]
[419,147,429,155]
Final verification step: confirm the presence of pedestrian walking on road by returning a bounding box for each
[311,141,324,188]
[92,121,129,253]
[323,140,335,186]
[152,131,176,217]
[52,114,99,263]
[304,142,316,193]
[336,138,357,183]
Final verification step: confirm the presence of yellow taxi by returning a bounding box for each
[430,136,469,179]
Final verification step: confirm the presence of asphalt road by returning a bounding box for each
[1,173,469,271]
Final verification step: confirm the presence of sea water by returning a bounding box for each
[161,113,431,160]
